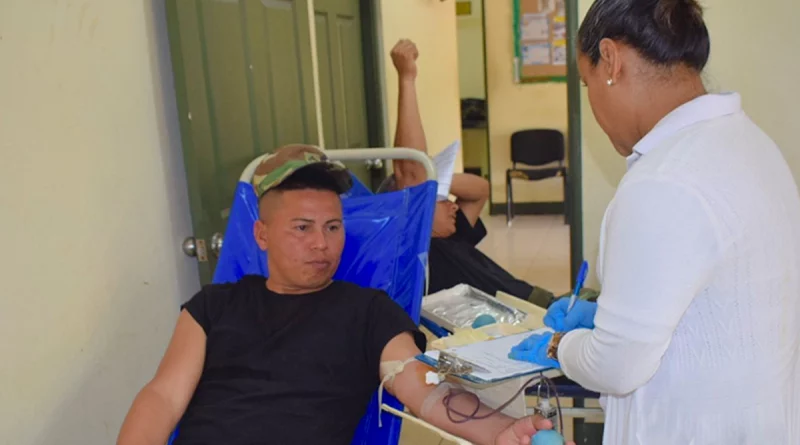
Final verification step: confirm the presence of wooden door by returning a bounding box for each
[166,0,320,283]
[313,0,377,187]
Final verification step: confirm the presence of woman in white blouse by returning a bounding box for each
[510,0,800,443]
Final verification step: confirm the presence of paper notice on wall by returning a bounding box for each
[553,19,567,40]
[552,40,567,65]
[521,13,549,41]
[522,43,551,66]
[556,0,566,16]
[538,0,556,14]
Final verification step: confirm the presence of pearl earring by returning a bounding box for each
[607,79,614,86]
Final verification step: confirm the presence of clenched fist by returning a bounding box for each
[391,39,419,81]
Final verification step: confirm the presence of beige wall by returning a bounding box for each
[702,1,800,174]
[484,0,569,205]
[379,0,463,168]
[457,0,486,99]
[0,1,199,443]
[578,0,800,288]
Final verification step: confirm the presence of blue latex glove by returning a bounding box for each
[544,297,597,332]
[507,332,559,369]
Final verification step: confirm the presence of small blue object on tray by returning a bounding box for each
[471,314,497,328]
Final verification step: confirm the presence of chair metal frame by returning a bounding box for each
[241,147,436,183]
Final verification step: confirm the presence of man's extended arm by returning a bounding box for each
[450,173,490,227]
[117,311,206,445]
[390,39,429,189]
[381,333,560,445]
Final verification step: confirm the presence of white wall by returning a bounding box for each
[0,1,198,444]
[579,0,800,288]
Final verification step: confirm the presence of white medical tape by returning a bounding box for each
[420,382,457,419]
[377,358,418,428]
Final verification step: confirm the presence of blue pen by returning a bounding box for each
[567,261,589,312]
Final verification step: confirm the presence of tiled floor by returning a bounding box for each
[399,214,574,445]
[478,214,572,296]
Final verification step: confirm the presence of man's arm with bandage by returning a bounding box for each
[380,333,558,445]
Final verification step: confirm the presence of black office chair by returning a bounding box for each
[506,129,569,225]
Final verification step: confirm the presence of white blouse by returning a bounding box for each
[559,93,800,445]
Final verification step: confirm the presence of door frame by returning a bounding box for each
[565,0,583,282]
[359,0,388,149]
[478,0,585,283]
[356,0,390,189]
[164,0,216,283]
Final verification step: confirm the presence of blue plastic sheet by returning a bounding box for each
[207,174,436,445]
[340,171,374,199]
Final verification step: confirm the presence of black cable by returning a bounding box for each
[542,375,564,435]
[441,372,562,432]
[442,375,538,424]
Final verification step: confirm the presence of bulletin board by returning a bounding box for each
[513,0,568,83]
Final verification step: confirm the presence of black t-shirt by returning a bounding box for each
[428,210,534,299]
[174,276,426,445]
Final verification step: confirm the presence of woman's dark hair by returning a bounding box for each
[578,0,710,71]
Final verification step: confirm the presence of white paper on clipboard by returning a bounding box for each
[423,329,554,382]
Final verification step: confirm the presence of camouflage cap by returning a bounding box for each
[252,144,352,198]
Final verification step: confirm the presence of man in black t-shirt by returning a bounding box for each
[427,195,555,308]
[389,40,555,308]
[116,143,561,445]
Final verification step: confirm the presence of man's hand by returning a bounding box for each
[494,416,575,445]
[391,39,418,81]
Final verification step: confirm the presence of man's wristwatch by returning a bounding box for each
[546,332,566,361]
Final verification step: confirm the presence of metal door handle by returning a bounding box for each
[182,237,197,257]
[182,236,210,262]
[210,232,224,257]
[364,159,383,170]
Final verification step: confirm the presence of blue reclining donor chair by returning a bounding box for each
[168,148,438,445]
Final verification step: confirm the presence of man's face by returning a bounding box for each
[432,200,458,238]
[254,189,345,293]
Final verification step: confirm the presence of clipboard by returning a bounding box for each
[416,329,556,385]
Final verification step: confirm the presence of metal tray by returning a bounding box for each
[422,284,528,332]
